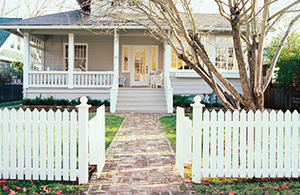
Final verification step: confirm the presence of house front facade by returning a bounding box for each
[0,8,245,113]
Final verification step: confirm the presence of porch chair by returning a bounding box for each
[150,69,164,88]
[119,76,126,87]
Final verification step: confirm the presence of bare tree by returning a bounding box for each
[0,0,21,17]
[84,0,300,111]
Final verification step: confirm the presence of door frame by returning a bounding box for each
[129,46,151,87]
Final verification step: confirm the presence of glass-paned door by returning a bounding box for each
[131,47,149,86]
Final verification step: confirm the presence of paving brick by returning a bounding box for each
[85,113,191,194]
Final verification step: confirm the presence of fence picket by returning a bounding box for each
[48,110,55,180]
[210,110,217,177]
[225,111,232,177]
[255,111,262,177]
[25,109,32,180]
[232,110,239,177]
[175,107,184,178]
[10,109,17,179]
[203,111,210,177]
[263,111,269,177]
[70,110,77,181]
[270,111,276,178]
[63,110,69,180]
[3,109,9,179]
[248,110,254,177]
[17,109,24,180]
[292,111,299,177]
[40,109,47,180]
[32,109,39,180]
[240,110,247,177]
[285,111,292,177]
[55,110,62,180]
[218,110,225,177]
[277,111,284,177]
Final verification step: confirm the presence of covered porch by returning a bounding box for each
[22,28,173,113]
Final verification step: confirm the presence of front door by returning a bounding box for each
[130,47,149,86]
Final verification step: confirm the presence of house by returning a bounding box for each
[0,2,244,113]
[0,18,23,69]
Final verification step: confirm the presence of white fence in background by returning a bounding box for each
[28,71,114,88]
[0,96,105,184]
[176,95,300,183]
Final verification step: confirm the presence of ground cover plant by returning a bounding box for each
[160,114,300,194]
[1,114,123,194]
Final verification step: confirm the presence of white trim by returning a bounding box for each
[63,43,88,71]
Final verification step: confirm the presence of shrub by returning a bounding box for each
[70,99,80,106]
[102,99,110,106]
[55,99,69,106]
[88,99,102,106]
[23,98,33,105]
[173,95,195,107]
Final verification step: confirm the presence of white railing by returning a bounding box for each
[28,71,68,87]
[73,71,114,87]
[0,96,105,184]
[28,71,114,88]
[164,72,173,113]
[176,95,300,184]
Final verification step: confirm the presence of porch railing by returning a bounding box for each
[28,71,114,88]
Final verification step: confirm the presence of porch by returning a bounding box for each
[22,29,174,113]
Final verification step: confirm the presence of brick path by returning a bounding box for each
[85,113,191,194]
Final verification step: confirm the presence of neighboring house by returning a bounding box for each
[0,18,23,69]
[0,2,244,113]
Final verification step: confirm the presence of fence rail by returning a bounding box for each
[0,96,105,184]
[176,95,300,183]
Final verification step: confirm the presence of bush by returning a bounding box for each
[23,98,33,105]
[88,99,102,106]
[70,99,80,106]
[55,99,70,106]
[173,95,195,107]
[102,99,110,106]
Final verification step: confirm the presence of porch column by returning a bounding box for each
[113,29,119,85]
[68,33,75,89]
[164,43,171,78]
[23,33,30,98]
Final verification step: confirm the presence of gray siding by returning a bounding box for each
[44,35,114,71]
[171,73,244,95]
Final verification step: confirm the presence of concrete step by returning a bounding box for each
[116,88,167,113]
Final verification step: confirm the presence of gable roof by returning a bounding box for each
[0,18,22,47]
[0,10,232,32]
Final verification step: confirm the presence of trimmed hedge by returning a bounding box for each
[23,96,110,107]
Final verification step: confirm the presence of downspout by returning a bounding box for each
[17,28,26,37]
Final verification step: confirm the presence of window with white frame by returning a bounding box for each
[29,36,44,70]
[215,36,236,70]
[64,44,88,71]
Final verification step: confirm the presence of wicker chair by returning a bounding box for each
[150,69,164,88]
[119,76,126,87]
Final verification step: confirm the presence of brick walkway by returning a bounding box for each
[85,113,191,194]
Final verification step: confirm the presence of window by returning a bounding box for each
[151,46,158,72]
[10,41,14,49]
[215,36,236,70]
[123,46,129,72]
[171,47,194,70]
[64,44,88,71]
[29,36,44,70]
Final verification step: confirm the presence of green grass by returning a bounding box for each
[160,114,300,195]
[0,179,87,195]
[0,101,22,108]
[89,114,124,149]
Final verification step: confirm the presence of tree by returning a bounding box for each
[84,0,300,111]
[266,33,300,110]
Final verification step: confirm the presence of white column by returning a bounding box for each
[23,33,30,98]
[113,29,119,85]
[68,33,74,89]
[164,43,171,78]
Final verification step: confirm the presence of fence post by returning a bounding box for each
[176,106,185,177]
[191,95,205,183]
[77,96,91,184]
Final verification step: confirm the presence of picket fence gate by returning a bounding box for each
[176,96,300,183]
[0,96,105,184]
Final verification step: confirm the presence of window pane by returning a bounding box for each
[228,47,234,70]
[123,47,128,71]
[152,47,157,71]
[215,48,227,69]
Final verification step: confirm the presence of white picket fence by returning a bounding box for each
[0,96,105,184]
[176,95,300,183]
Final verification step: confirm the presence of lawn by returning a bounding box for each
[160,114,300,195]
[1,113,124,195]
[0,101,22,108]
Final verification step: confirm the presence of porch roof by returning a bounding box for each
[0,10,233,36]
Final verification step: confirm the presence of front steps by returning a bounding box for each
[116,88,168,113]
